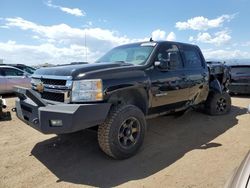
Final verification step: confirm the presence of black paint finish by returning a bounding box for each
[32,41,218,115]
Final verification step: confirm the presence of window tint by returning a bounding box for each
[23,67,35,74]
[110,50,127,62]
[0,69,4,76]
[182,47,203,68]
[97,45,154,65]
[3,68,24,76]
[156,44,183,69]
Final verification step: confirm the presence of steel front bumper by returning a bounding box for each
[15,87,111,134]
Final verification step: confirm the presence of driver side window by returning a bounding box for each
[156,44,183,69]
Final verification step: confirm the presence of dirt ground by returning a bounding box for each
[0,96,249,188]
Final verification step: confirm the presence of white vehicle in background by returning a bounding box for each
[0,66,31,94]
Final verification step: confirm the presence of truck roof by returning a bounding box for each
[118,40,199,48]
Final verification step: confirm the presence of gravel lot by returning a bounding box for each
[0,96,250,188]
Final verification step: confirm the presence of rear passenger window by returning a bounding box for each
[182,47,203,68]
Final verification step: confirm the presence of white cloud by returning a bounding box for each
[59,7,84,17]
[151,29,176,41]
[46,0,85,17]
[3,17,136,51]
[166,32,176,41]
[151,29,166,40]
[82,21,94,28]
[0,17,151,65]
[0,25,9,29]
[192,30,231,46]
[242,41,250,47]
[176,14,235,31]
[0,40,99,65]
[189,36,194,42]
[202,48,250,59]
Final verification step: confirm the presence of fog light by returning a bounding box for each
[50,120,63,127]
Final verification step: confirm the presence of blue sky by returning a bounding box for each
[0,0,250,65]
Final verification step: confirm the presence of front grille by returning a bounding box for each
[41,78,66,86]
[41,91,65,102]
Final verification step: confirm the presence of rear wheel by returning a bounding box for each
[98,105,146,159]
[205,91,231,115]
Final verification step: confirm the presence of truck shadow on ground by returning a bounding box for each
[31,106,247,187]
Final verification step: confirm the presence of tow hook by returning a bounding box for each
[32,118,39,125]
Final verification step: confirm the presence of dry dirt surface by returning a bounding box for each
[0,96,250,188]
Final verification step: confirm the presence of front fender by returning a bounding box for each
[209,79,222,94]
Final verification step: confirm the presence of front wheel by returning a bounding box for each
[98,105,146,159]
[205,91,231,115]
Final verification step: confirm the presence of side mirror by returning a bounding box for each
[154,61,170,70]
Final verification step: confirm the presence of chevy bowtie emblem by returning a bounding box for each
[36,83,44,93]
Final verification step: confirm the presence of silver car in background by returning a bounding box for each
[0,66,31,94]
[225,150,250,188]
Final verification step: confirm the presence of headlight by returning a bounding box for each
[71,79,103,102]
[31,78,41,85]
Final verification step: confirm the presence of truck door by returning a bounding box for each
[147,43,190,111]
[179,45,209,104]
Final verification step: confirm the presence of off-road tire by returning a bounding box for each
[205,91,231,115]
[98,105,146,159]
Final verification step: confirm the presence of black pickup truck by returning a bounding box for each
[15,41,231,159]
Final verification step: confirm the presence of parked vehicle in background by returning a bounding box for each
[224,150,250,188]
[206,61,225,65]
[0,66,31,94]
[15,41,231,159]
[227,62,250,94]
[0,64,36,75]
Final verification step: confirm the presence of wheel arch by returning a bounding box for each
[209,78,223,94]
[106,87,149,115]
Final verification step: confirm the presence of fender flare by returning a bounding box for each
[106,87,149,115]
[209,79,222,94]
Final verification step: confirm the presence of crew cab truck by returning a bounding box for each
[14,41,231,159]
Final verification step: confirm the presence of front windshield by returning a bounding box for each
[96,43,155,65]
[24,66,36,74]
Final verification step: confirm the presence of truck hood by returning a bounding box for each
[33,62,133,79]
